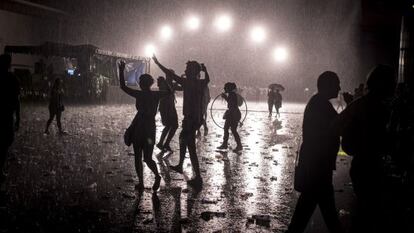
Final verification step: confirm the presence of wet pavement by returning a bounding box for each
[0,101,357,233]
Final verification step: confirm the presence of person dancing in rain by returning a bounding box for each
[44,78,65,135]
[119,61,170,191]
[217,82,243,152]
[156,74,181,152]
[152,55,209,187]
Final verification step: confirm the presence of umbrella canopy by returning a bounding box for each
[268,83,285,91]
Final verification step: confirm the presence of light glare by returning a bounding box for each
[160,25,173,40]
[273,47,288,62]
[250,26,266,43]
[186,16,200,30]
[215,14,232,32]
[144,44,156,57]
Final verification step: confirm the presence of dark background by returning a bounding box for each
[0,0,410,100]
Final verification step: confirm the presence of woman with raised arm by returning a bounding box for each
[119,61,170,192]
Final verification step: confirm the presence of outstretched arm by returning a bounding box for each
[152,55,184,85]
[118,61,139,97]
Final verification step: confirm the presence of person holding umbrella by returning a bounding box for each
[268,84,284,118]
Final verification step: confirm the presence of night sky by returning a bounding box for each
[2,0,405,100]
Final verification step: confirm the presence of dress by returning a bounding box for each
[130,91,165,147]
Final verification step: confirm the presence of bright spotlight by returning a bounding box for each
[144,44,156,57]
[273,47,288,62]
[214,14,232,32]
[250,26,266,43]
[186,16,200,30]
[160,25,173,40]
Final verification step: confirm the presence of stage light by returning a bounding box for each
[214,14,232,32]
[186,16,200,30]
[273,47,288,62]
[250,26,266,43]
[160,25,173,40]
[144,44,156,57]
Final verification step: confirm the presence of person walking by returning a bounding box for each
[274,89,282,118]
[339,65,397,232]
[217,82,243,152]
[268,88,282,117]
[286,71,343,233]
[44,78,65,135]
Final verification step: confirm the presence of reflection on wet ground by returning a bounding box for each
[0,102,355,232]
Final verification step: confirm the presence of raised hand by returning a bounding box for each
[152,54,159,64]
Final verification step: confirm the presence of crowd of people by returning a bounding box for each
[1,51,413,232]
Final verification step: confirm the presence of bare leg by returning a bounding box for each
[218,120,230,149]
[164,123,178,148]
[158,126,170,148]
[187,129,200,178]
[203,112,208,136]
[56,110,63,133]
[133,143,144,189]
[45,110,56,133]
[143,144,159,177]
[170,128,186,173]
[230,123,242,149]
[268,101,273,116]
[143,143,161,191]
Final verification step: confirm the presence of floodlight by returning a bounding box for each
[160,25,173,40]
[250,26,266,43]
[273,47,288,62]
[214,14,232,32]
[144,44,156,57]
[186,16,200,30]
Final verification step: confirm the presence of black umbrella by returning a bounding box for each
[268,83,285,91]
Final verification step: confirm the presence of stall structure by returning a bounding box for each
[5,42,150,102]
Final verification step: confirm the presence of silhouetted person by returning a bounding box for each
[287,71,343,233]
[152,55,209,187]
[197,81,210,137]
[119,61,170,191]
[0,54,20,183]
[339,65,396,232]
[268,88,282,117]
[156,75,180,152]
[217,82,243,152]
[44,78,65,135]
